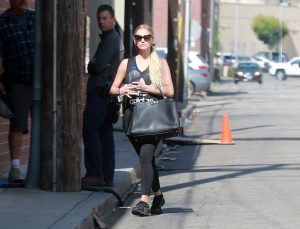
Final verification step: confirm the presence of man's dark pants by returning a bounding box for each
[82,93,115,184]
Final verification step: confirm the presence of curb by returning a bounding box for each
[76,165,140,229]
[180,103,196,121]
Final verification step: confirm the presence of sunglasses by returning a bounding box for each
[134,34,152,42]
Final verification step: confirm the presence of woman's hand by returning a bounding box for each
[130,78,147,92]
[119,84,138,98]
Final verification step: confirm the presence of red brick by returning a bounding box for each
[0,162,10,174]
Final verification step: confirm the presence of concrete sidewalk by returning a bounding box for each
[0,102,194,229]
[0,127,140,229]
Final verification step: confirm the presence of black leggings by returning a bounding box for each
[129,137,161,195]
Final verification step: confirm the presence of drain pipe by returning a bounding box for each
[26,0,42,188]
[52,0,58,192]
[183,0,190,102]
[209,0,216,82]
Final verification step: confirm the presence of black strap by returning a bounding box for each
[124,57,135,84]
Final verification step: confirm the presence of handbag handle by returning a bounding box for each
[157,87,167,99]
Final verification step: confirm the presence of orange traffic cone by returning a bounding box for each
[220,113,234,144]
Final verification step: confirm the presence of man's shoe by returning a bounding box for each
[8,168,24,183]
[81,176,106,186]
[131,201,151,216]
[151,193,165,215]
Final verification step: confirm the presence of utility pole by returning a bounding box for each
[167,0,181,101]
[41,0,85,192]
[234,0,240,58]
[183,0,190,102]
[279,0,286,62]
[26,0,42,189]
[279,0,289,62]
[201,1,210,60]
[209,0,215,82]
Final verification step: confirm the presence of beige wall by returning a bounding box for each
[114,0,125,30]
[219,3,300,58]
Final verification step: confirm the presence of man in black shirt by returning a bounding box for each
[82,4,124,187]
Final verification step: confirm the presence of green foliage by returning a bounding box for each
[227,66,234,78]
[252,15,289,49]
[214,17,219,55]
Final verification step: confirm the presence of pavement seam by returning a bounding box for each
[48,192,95,228]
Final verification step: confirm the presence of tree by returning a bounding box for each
[252,15,288,50]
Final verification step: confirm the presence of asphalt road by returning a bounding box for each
[105,75,300,229]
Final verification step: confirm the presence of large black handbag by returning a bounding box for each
[127,90,180,140]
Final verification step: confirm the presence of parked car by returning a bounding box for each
[221,52,236,66]
[156,47,168,59]
[255,51,288,63]
[188,51,211,94]
[156,49,211,95]
[253,55,273,72]
[237,56,255,62]
[268,56,300,80]
[189,68,211,94]
[188,51,209,70]
[234,56,256,68]
[234,61,263,84]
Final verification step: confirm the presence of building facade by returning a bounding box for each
[218,1,300,58]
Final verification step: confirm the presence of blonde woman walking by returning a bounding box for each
[110,24,174,216]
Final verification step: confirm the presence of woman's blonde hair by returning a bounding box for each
[134,24,163,87]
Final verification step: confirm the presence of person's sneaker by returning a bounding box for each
[150,193,165,215]
[131,201,151,216]
[81,175,106,186]
[8,168,24,183]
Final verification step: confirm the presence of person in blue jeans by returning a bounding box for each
[82,4,124,187]
[110,24,174,216]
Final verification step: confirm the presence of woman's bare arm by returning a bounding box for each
[109,59,137,97]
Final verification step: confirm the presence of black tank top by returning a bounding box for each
[125,57,151,85]
[124,57,161,105]
[123,57,162,132]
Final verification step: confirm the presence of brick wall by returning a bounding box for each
[0,0,35,175]
[0,0,9,13]
[0,1,35,13]
[0,119,13,173]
